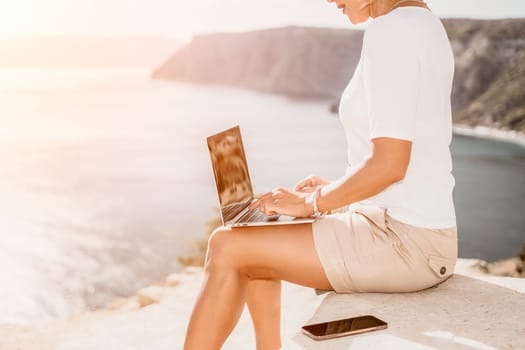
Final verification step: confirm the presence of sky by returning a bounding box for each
[0,0,524,42]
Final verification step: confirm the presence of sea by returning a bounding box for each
[1,68,524,325]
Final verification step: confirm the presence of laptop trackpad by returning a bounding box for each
[277,215,312,223]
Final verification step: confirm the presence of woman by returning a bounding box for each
[183,0,458,349]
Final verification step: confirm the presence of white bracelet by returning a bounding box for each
[311,187,323,217]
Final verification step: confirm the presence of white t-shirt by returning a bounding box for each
[339,6,456,229]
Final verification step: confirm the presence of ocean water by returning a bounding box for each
[0,68,524,325]
[0,68,347,324]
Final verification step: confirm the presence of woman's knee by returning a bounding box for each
[204,226,238,271]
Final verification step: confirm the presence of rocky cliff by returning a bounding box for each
[443,18,525,131]
[154,26,363,99]
[153,19,525,132]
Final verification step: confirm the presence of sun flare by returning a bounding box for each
[0,1,38,37]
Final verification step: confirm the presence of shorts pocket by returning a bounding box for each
[428,254,456,279]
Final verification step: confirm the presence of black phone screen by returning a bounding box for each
[302,315,387,337]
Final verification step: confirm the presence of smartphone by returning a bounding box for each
[301,315,388,340]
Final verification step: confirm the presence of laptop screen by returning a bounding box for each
[207,125,254,222]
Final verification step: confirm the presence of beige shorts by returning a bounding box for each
[312,203,458,294]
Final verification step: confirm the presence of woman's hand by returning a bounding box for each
[294,175,331,193]
[249,187,312,218]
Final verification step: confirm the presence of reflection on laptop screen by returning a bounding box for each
[207,126,254,221]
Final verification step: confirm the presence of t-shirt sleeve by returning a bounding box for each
[362,21,420,141]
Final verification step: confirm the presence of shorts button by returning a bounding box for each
[440,266,446,275]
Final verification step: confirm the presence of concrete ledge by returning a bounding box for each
[284,261,525,350]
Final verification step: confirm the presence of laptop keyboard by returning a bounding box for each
[222,203,245,220]
[238,208,276,223]
[222,203,245,217]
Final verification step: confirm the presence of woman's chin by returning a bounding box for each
[347,16,359,25]
[347,15,367,25]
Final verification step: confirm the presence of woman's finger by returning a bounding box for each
[297,186,316,193]
[272,187,289,198]
[248,200,258,210]
[249,192,272,209]
[294,181,309,192]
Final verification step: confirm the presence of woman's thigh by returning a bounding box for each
[206,223,333,291]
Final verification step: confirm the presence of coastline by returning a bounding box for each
[453,124,525,147]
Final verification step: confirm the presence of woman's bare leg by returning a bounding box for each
[247,278,282,350]
[182,223,332,350]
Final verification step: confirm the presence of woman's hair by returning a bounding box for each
[362,0,428,15]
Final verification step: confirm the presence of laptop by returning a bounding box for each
[207,125,317,227]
